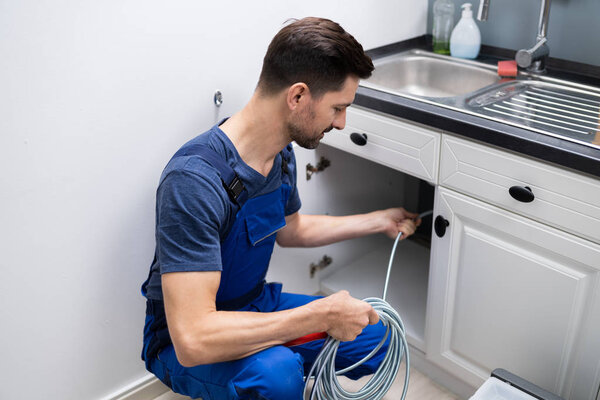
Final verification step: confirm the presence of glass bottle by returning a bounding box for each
[432,0,455,55]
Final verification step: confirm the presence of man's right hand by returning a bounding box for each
[318,290,379,342]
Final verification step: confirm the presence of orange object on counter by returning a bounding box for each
[498,60,518,77]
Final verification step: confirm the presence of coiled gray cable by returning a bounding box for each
[304,210,433,400]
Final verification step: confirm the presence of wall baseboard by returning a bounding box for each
[101,374,170,400]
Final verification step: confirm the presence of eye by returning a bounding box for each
[334,107,343,113]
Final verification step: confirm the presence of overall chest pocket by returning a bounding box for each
[242,188,287,246]
[244,204,286,246]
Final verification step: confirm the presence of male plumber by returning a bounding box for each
[141,17,420,400]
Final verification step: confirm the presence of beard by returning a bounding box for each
[287,105,334,149]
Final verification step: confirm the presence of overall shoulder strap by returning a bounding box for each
[172,144,248,207]
[279,144,293,182]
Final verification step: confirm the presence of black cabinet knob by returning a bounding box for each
[350,132,368,146]
[434,215,449,238]
[509,186,535,203]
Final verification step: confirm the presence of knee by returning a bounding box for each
[233,347,305,400]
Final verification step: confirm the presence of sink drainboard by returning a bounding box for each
[468,82,600,147]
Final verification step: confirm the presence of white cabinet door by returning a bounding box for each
[569,283,600,400]
[426,187,600,399]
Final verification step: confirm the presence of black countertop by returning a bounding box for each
[357,35,600,179]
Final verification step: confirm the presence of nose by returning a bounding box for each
[332,109,347,130]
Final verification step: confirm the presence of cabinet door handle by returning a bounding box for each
[350,132,368,146]
[434,215,449,238]
[509,186,535,203]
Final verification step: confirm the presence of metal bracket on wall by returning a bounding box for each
[309,255,332,278]
[306,156,331,180]
[214,90,223,107]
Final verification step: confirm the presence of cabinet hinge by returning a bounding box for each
[306,157,331,180]
[309,255,332,278]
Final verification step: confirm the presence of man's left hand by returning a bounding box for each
[375,207,421,240]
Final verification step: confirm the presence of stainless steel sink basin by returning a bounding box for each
[361,49,600,150]
[363,50,500,98]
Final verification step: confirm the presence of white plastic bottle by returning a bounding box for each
[450,3,481,59]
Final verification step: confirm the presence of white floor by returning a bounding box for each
[154,365,459,400]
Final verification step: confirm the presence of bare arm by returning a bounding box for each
[162,271,378,367]
[276,208,420,248]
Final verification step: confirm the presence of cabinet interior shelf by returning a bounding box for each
[319,239,430,351]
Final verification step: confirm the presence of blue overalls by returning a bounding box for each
[141,144,389,400]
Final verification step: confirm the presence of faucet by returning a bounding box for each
[477,0,551,73]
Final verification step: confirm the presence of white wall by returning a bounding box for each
[0,1,427,398]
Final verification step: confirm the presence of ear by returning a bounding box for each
[286,83,310,111]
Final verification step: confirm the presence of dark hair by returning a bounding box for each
[257,17,374,98]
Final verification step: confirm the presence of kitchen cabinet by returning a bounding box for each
[427,185,600,399]
[268,105,600,400]
[428,135,600,399]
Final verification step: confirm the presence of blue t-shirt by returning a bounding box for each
[143,123,301,301]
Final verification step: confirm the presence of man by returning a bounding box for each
[141,17,420,399]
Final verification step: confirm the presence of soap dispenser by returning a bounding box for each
[450,3,481,59]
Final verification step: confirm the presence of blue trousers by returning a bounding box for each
[145,283,389,400]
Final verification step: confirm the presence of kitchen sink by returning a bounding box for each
[361,49,600,150]
[363,50,500,98]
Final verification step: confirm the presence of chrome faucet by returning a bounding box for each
[477,0,551,73]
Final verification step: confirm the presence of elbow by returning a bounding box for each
[172,339,200,367]
[168,311,225,366]
[277,237,308,248]
[276,231,308,248]
[172,334,213,367]
[276,214,308,247]
[276,232,296,248]
[175,351,198,368]
[276,236,291,248]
